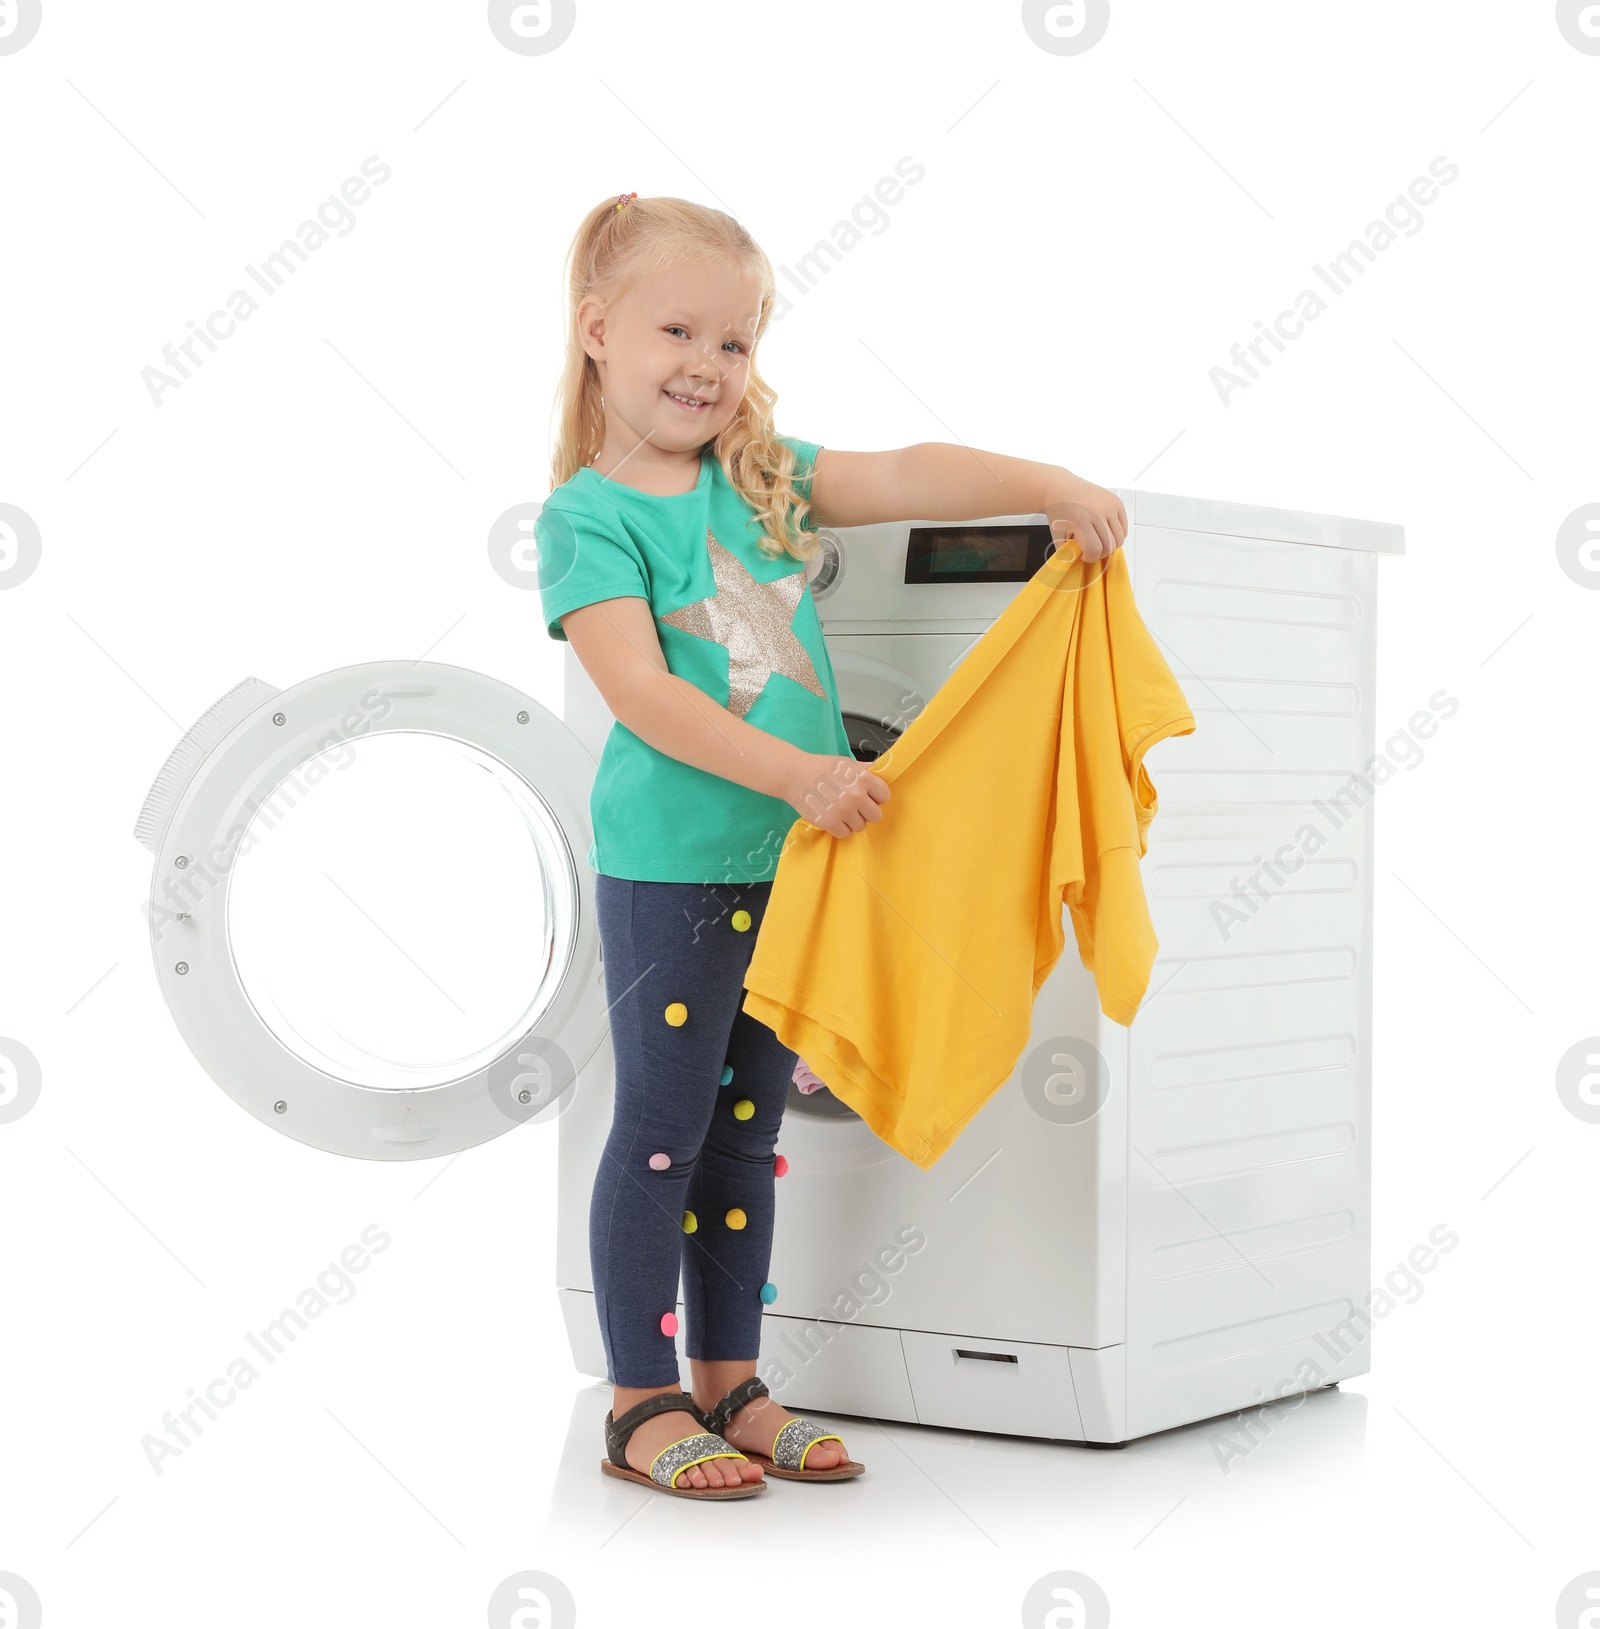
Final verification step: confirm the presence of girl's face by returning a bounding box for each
[582,259,763,456]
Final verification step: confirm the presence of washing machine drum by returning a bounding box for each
[839,709,902,764]
[134,661,609,1161]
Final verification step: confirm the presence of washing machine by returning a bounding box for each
[136,487,1401,1447]
[553,489,1404,1445]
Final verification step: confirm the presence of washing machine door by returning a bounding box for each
[133,661,605,1161]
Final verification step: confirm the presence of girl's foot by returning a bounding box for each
[613,1389,765,1490]
[691,1384,851,1471]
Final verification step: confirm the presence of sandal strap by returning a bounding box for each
[703,1374,769,1436]
[604,1391,708,1469]
[770,1416,845,1471]
[647,1431,749,1489]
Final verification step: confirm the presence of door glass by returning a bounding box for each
[225,730,576,1090]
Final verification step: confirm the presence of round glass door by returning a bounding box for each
[135,661,607,1160]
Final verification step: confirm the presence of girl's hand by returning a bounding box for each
[782,752,891,839]
[1044,478,1128,563]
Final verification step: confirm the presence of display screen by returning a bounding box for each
[903,523,1056,583]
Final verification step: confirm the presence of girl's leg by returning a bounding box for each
[587,873,769,1487]
[590,872,741,1385]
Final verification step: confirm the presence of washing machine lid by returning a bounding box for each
[134,660,604,1161]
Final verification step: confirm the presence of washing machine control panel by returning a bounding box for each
[903,522,1056,583]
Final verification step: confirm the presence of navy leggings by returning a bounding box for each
[590,872,796,1387]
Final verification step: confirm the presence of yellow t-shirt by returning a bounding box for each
[740,542,1195,1169]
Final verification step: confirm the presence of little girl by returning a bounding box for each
[535,191,1126,1500]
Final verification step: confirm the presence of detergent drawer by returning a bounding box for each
[900,1328,1086,1440]
[756,1312,917,1423]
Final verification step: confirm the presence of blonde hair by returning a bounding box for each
[548,194,820,562]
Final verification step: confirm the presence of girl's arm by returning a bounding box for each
[559,595,890,841]
[808,442,1127,560]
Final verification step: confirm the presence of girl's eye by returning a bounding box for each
[665,324,745,355]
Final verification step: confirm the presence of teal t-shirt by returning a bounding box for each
[535,434,853,884]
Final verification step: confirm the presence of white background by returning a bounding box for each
[2,2,1596,1625]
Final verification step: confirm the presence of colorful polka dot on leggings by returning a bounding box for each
[648,1152,671,1170]
[774,1154,789,1177]
[725,1208,747,1230]
[733,1098,754,1120]
[660,1311,678,1336]
[759,1282,777,1304]
[731,909,751,932]
[664,1002,687,1026]
[682,1210,697,1233]
[720,1064,734,1085]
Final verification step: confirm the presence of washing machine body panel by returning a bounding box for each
[1118,515,1384,1438]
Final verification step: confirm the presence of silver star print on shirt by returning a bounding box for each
[659,527,826,720]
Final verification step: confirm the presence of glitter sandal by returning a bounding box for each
[601,1390,767,1499]
[697,1375,865,1480]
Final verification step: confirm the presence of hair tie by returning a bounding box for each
[615,191,637,211]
